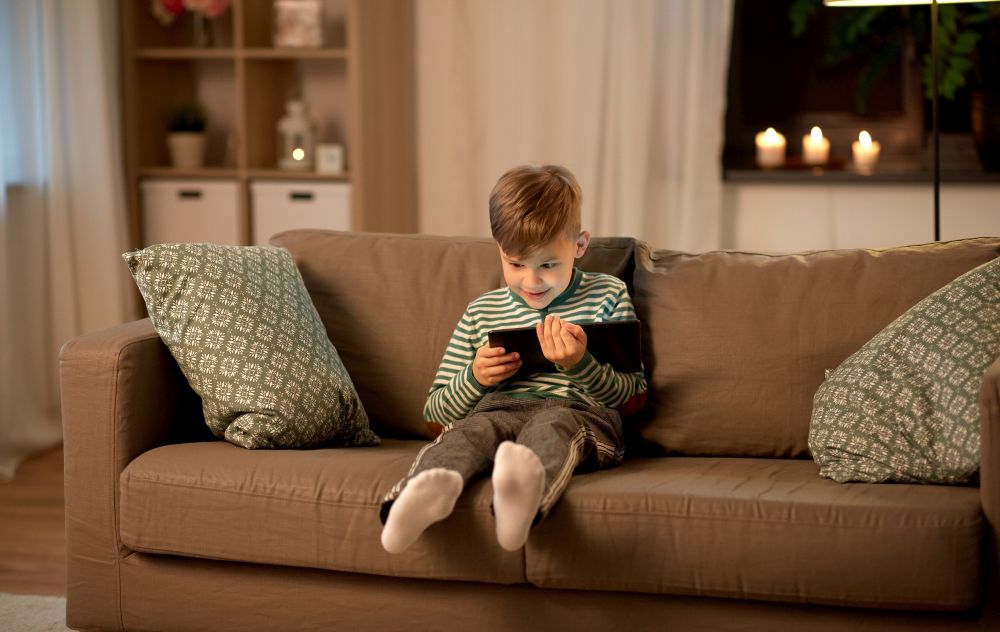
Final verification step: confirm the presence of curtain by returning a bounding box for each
[0,0,133,481]
[415,0,734,253]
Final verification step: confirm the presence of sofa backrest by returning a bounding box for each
[270,230,636,439]
[632,237,1000,458]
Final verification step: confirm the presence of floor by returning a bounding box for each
[0,447,65,597]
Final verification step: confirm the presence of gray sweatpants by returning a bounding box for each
[380,394,624,526]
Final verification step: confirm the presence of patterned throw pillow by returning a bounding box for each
[123,243,379,449]
[809,256,1000,484]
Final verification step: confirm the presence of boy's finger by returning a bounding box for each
[560,327,577,345]
[486,359,521,377]
[485,352,520,366]
[483,346,514,360]
[547,319,565,355]
[501,360,522,376]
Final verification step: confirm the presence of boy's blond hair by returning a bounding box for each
[489,165,582,257]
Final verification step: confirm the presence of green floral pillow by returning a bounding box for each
[809,256,1000,484]
[123,243,379,449]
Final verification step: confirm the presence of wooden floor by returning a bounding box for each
[0,447,66,596]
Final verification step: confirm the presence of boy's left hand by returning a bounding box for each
[537,315,587,370]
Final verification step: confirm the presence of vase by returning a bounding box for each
[192,13,213,48]
[168,133,207,169]
[971,90,1000,172]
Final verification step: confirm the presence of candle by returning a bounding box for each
[755,127,786,168]
[802,126,830,166]
[852,130,880,174]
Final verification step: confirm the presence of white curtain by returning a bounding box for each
[0,0,133,481]
[415,0,733,252]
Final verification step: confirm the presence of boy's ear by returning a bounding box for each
[574,231,591,258]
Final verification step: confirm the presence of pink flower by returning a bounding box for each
[151,0,184,25]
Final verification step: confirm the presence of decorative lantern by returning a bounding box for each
[276,100,315,170]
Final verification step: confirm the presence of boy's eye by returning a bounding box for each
[541,262,558,269]
[509,262,524,268]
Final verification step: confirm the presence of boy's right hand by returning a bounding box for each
[472,346,521,387]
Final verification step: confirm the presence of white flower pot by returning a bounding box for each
[167,133,207,169]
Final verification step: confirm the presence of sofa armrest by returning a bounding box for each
[60,318,202,630]
[982,356,1000,556]
[980,355,1000,624]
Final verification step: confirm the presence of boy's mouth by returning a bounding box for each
[523,289,549,300]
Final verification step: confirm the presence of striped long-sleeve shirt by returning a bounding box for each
[424,268,647,428]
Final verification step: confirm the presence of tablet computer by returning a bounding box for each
[487,319,642,379]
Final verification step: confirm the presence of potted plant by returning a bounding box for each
[167,103,207,169]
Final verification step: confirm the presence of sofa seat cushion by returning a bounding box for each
[119,439,524,584]
[526,457,982,611]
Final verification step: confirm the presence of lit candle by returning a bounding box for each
[851,130,880,174]
[802,126,830,166]
[755,127,786,168]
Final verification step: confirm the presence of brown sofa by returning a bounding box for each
[61,230,1000,631]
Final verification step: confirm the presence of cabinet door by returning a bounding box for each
[141,179,241,246]
[251,181,351,246]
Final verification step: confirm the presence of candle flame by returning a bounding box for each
[859,131,872,148]
[292,148,305,161]
[810,126,823,142]
[764,127,778,142]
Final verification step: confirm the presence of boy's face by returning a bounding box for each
[499,232,591,309]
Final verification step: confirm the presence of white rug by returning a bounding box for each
[0,593,70,631]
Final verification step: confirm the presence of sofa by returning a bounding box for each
[61,230,1000,631]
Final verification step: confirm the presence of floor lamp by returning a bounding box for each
[824,0,998,242]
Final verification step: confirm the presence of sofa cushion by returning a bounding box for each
[525,457,982,610]
[119,439,525,583]
[123,243,377,449]
[632,237,1000,458]
[269,230,637,439]
[810,256,1000,483]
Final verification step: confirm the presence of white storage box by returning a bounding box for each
[251,180,351,246]
[141,179,241,246]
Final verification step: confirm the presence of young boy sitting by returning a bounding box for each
[380,164,647,554]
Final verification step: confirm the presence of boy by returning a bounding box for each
[380,164,647,554]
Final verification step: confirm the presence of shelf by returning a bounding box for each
[140,167,240,179]
[138,168,350,181]
[245,169,351,181]
[121,0,417,255]
[136,48,237,60]
[242,48,348,60]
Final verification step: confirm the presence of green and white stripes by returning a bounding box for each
[424,269,647,427]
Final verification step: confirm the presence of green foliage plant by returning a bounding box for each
[789,0,999,111]
[168,103,207,133]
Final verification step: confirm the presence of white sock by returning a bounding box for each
[492,441,545,551]
[381,468,463,554]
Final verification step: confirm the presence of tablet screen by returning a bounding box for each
[487,320,641,379]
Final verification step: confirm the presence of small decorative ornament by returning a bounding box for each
[273,0,324,48]
[316,143,345,174]
[277,100,315,170]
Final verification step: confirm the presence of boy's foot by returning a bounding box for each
[381,468,463,554]
[492,441,545,551]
